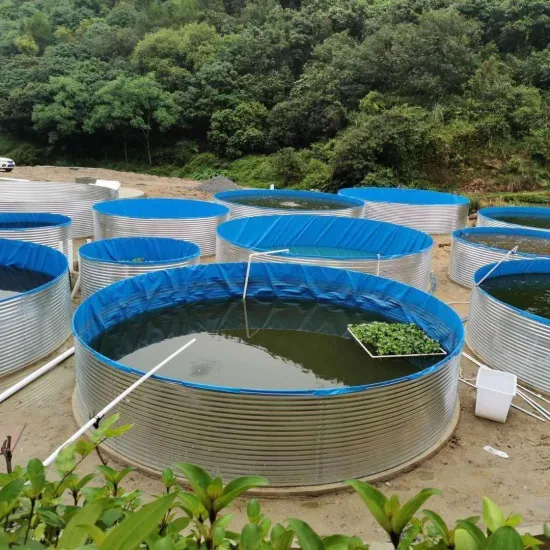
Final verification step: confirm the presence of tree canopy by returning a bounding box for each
[0,0,549,190]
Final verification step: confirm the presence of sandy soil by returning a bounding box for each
[0,166,549,540]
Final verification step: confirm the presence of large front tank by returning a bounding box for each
[74,262,464,487]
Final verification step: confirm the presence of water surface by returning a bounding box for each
[0,266,54,300]
[286,245,372,258]
[231,196,349,211]
[91,298,438,390]
[481,274,550,319]
[462,233,550,255]
[493,215,550,230]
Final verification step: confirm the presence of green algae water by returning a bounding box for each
[91,298,437,390]
[462,233,550,255]
[0,266,53,300]
[481,274,550,319]
[231,196,349,210]
[286,245,373,258]
[493,215,550,230]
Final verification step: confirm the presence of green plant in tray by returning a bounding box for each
[349,322,441,356]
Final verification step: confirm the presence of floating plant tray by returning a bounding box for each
[347,326,447,359]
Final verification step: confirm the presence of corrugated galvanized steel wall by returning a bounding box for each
[468,284,550,394]
[80,255,200,299]
[75,345,459,485]
[359,202,468,234]
[217,238,433,291]
[0,271,71,377]
[0,181,117,237]
[93,210,228,257]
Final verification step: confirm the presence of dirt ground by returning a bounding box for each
[0,166,548,540]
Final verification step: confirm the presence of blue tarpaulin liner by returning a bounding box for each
[80,237,200,266]
[339,187,469,206]
[215,189,364,208]
[0,238,68,301]
[479,206,550,221]
[454,227,550,257]
[74,262,464,396]
[474,258,550,327]
[0,213,71,230]
[217,215,433,259]
[94,197,229,219]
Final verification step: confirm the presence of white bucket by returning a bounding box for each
[475,367,517,423]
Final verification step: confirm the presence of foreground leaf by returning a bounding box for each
[58,498,112,549]
[288,519,324,550]
[346,481,392,533]
[487,526,524,550]
[393,489,441,535]
[483,498,506,533]
[214,475,269,512]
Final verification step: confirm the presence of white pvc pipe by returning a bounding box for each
[243,250,289,300]
[0,347,75,404]
[476,246,518,286]
[71,274,81,299]
[43,337,196,467]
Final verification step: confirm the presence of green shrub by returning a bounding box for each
[181,153,228,180]
[0,416,545,549]
[0,136,43,165]
[226,155,279,188]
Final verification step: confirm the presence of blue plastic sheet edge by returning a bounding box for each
[339,187,469,206]
[73,262,464,396]
[474,258,550,327]
[479,206,550,219]
[453,227,550,258]
[79,236,200,265]
[217,215,434,260]
[0,212,71,229]
[214,189,364,208]
[0,238,68,304]
[93,197,229,219]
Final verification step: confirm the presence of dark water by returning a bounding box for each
[0,266,54,300]
[481,274,550,319]
[231,196,348,210]
[91,298,438,390]
[286,245,372,258]
[463,233,550,255]
[494,215,550,230]
[0,221,55,229]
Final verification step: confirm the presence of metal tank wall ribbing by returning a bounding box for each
[0,239,71,377]
[0,213,72,259]
[79,237,200,299]
[0,181,117,237]
[449,227,550,288]
[73,262,464,486]
[467,259,550,394]
[216,215,434,291]
[339,188,469,234]
[93,198,229,257]
[477,206,550,232]
[214,190,364,219]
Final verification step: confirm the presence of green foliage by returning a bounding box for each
[0,423,543,550]
[348,322,441,356]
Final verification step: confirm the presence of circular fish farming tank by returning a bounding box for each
[73,262,464,487]
[338,188,469,234]
[79,237,200,299]
[477,206,550,232]
[450,227,550,288]
[0,239,71,377]
[93,198,229,257]
[468,259,550,394]
[0,181,117,238]
[0,213,72,259]
[216,215,434,291]
[214,189,363,219]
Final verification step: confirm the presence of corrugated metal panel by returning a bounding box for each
[467,286,550,394]
[359,202,468,235]
[217,238,433,291]
[93,211,229,257]
[214,200,363,220]
[449,236,530,288]
[80,255,200,299]
[75,344,458,486]
[0,221,71,259]
[476,213,550,232]
[0,272,71,377]
[0,181,117,238]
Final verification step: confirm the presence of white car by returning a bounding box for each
[0,157,15,172]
